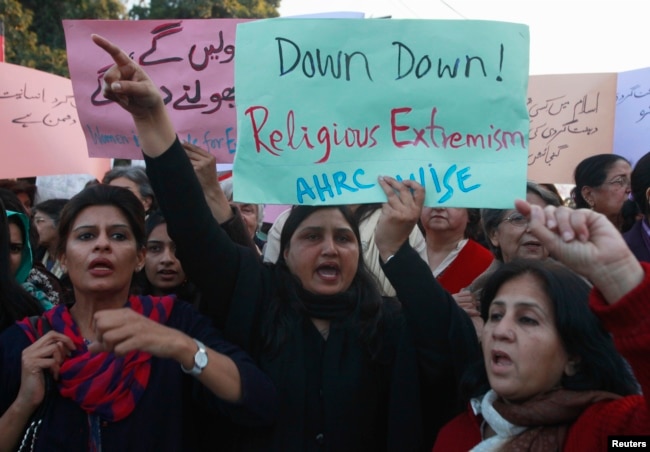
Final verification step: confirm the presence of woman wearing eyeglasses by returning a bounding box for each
[571,153,632,231]
[481,182,562,265]
[460,183,562,336]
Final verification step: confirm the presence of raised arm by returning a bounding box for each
[183,142,260,254]
[374,177,479,359]
[374,177,480,436]
[92,34,175,158]
[93,35,260,324]
[516,200,644,303]
[182,142,233,224]
[374,176,425,263]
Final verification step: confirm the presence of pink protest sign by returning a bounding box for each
[63,19,250,163]
[0,62,111,180]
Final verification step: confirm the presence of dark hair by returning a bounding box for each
[571,154,630,209]
[267,205,387,356]
[0,199,43,332]
[132,210,201,306]
[0,188,28,216]
[460,259,639,402]
[0,179,37,209]
[464,208,483,241]
[102,166,157,213]
[0,188,36,269]
[145,210,167,237]
[631,151,650,216]
[621,199,641,233]
[57,184,146,258]
[481,182,561,261]
[33,198,69,225]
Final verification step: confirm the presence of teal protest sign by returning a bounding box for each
[233,19,530,207]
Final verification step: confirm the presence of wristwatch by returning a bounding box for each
[181,339,208,376]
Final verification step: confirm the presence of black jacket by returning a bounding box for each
[145,138,480,451]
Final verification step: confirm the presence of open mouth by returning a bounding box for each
[157,269,179,280]
[316,263,340,281]
[89,258,114,270]
[492,350,513,367]
[88,258,114,275]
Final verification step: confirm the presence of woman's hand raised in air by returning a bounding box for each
[92,34,176,157]
[375,176,425,263]
[517,200,644,304]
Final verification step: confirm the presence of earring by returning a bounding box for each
[565,360,579,376]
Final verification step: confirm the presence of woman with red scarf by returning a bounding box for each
[0,184,278,451]
[433,200,650,451]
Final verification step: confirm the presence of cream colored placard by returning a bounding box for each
[527,73,617,183]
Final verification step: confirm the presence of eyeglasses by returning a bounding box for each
[605,175,631,189]
[500,212,528,228]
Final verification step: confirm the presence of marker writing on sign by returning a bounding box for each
[295,163,480,204]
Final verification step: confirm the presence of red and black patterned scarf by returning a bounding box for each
[18,294,175,422]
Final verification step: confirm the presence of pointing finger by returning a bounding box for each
[92,34,131,67]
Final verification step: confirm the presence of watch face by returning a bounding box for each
[196,348,208,369]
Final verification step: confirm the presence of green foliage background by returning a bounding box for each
[0,0,279,77]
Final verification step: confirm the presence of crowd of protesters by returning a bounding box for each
[0,33,649,452]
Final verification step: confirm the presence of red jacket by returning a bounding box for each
[437,239,493,295]
[433,263,650,451]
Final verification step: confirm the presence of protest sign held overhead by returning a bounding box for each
[233,19,530,208]
[527,73,617,184]
[0,62,111,179]
[64,19,248,162]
